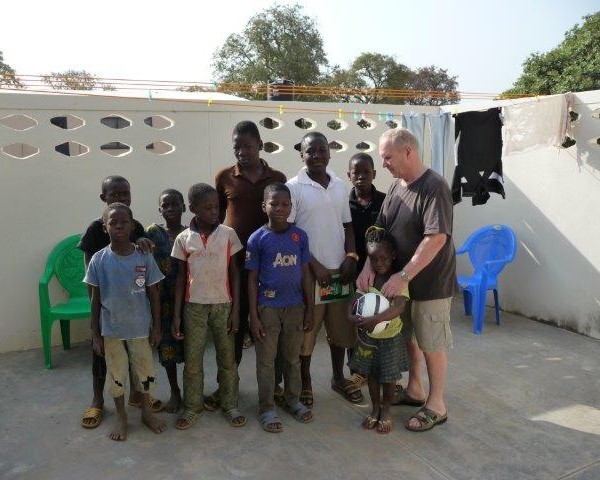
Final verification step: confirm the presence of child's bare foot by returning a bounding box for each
[109,416,128,441]
[142,411,167,434]
[164,390,182,413]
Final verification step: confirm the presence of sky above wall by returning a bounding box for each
[1,0,598,95]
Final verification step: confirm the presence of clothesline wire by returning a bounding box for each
[8,74,514,100]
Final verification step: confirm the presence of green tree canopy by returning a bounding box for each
[505,12,600,96]
[42,70,115,91]
[212,3,328,99]
[325,54,459,105]
[407,66,459,106]
[347,52,412,103]
[0,51,22,88]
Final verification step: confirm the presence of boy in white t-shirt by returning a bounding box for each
[286,132,363,407]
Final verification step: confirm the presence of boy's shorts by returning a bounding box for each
[404,298,453,353]
[104,337,156,398]
[300,300,357,355]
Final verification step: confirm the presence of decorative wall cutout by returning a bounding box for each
[561,137,576,149]
[386,120,398,129]
[0,114,38,131]
[100,116,131,129]
[259,117,281,129]
[144,115,174,129]
[327,119,347,131]
[294,118,314,130]
[263,141,282,153]
[2,143,39,159]
[356,141,375,152]
[146,141,175,155]
[357,118,376,130]
[100,142,131,156]
[50,115,85,130]
[294,140,348,152]
[328,140,347,152]
[55,142,89,157]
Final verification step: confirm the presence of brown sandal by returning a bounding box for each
[331,380,363,403]
[405,407,448,432]
[203,391,220,412]
[81,407,103,429]
[299,389,313,408]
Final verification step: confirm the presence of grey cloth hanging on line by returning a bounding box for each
[402,112,425,156]
[427,112,453,176]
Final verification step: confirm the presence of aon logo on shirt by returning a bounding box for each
[272,253,297,267]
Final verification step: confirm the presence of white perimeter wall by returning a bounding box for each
[2,89,599,354]
[0,91,435,353]
[452,90,600,339]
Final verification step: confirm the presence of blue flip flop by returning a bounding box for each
[259,410,283,433]
[283,401,314,424]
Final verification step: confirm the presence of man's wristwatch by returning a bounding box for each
[346,252,359,262]
[399,270,412,282]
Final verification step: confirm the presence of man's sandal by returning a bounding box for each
[81,407,103,429]
[223,408,247,427]
[405,407,448,432]
[175,410,201,430]
[392,386,426,407]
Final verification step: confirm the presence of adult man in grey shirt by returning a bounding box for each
[358,127,456,432]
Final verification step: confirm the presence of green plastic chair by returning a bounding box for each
[39,234,90,368]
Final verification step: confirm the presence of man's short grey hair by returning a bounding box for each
[380,127,420,157]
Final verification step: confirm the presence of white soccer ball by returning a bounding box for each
[354,292,391,335]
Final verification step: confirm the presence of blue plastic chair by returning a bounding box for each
[456,225,517,334]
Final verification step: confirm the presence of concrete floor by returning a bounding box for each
[1,299,599,480]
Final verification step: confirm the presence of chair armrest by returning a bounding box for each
[38,270,54,314]
[39,261,54,286]
[483,258,509,271]
[456,246,467,255]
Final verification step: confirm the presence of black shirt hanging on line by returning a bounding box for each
[451,108,505,206]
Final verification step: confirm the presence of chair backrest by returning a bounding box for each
[47,234,87,298]
[463,225,517,280]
